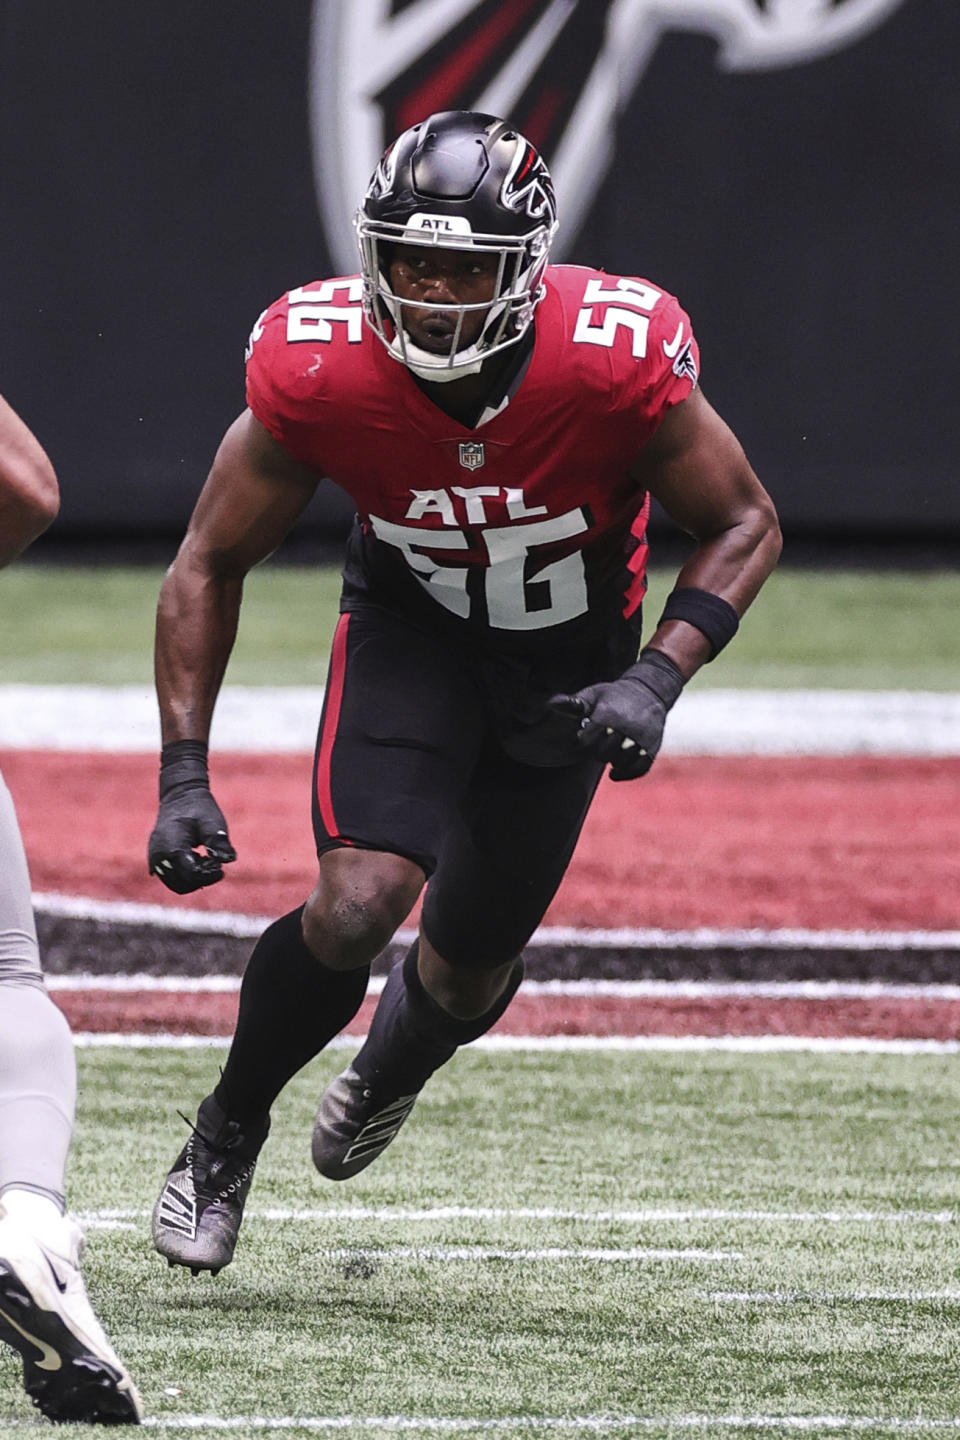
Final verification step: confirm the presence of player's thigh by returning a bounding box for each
[312,605,485,875]
[422,747,604,968]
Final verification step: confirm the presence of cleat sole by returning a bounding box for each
[0,1260,142,1425]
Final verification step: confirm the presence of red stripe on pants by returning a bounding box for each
[315,612,350,840]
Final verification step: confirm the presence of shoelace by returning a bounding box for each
[177,1111,258,1200]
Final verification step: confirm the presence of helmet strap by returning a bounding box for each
[401,335,486,381]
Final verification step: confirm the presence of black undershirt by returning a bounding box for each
[410,326,536,429]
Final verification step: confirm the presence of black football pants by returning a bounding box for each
[311,603,604,968]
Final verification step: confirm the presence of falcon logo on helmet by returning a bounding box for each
[355,111,558,381]
[501,141,555,223]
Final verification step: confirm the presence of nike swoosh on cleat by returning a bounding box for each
[41,1254,68,1295]
[662,321,684,358]
[0,1302,62,1372]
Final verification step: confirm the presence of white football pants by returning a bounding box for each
[0,767,75,1208]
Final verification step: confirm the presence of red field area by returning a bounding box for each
[4,748,960,930]
[51,985,960,1042]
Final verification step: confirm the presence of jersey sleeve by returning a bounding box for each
[637,287,700,430]
[552,266,700,446]
[244,291,328,468]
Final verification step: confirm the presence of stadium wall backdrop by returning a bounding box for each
[0,0,953,543]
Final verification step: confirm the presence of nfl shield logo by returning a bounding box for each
[459,441,485,471]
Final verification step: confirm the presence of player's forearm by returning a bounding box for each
[0,487,59,567]
[645,498,782,677]
[154,551,244,745]
[0,401,60,567]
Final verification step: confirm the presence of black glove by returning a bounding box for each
[548,649,686,781]
[148,739,236,893]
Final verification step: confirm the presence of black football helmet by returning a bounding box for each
[356,111,558,378]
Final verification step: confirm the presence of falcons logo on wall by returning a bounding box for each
[308,0,906,275]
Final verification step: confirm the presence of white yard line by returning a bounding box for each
[472,1035,960,1054]
[18,1416,960,1435]
[34,891,276,936]
[63,1233,741,1261]
[122,1411,960,1431]
[87,1235,736,1261]
[522,927,960,952]
[75,1204,959,1227]
[710,1289,960,1304]
[31,891,960,952]
[4,684,960,754]
[48,973,245,991]
[45,974,960,999]
[71,1033,960,1054]
[325,1245,740,1262]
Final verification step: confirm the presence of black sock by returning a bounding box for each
[354,943,523,1095]
[215,907,369,1127]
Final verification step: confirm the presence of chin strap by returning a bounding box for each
[402,335,486,381]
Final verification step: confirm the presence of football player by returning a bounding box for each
[0,394,143,1422]
[148,112,781,1275]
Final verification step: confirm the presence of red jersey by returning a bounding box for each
[245,264,698,651]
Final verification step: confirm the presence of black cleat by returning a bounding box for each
[0,1207,143,1424]
[152,1095,268,1275]
[312,1064,420,1180]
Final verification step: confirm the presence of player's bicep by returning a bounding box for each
[629,388,769,540]
[183,410,320,574]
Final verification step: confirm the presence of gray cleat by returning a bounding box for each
[152,1095,268,1276]
[312,1065,419,1180]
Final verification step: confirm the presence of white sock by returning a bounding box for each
[0,1186,68,1238]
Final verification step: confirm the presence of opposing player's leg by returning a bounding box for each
[153,605,484,1272]
[0,770,142,1424]
[0,1204,143,1425]
[313,742,604,1179]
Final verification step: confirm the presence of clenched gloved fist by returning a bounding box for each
[549,649,686,781]
[148,739,236,893]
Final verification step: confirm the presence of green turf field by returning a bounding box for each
[1,563,958,689]
[4,1043,959,1435]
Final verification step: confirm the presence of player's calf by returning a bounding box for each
[313,946,522,1179]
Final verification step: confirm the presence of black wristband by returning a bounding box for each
[658,587,739,659]
[158,739,210,797]
[623,648,686,710]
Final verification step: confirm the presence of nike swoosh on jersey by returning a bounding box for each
[662,322,684,359]
[0,1302,63,1371]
